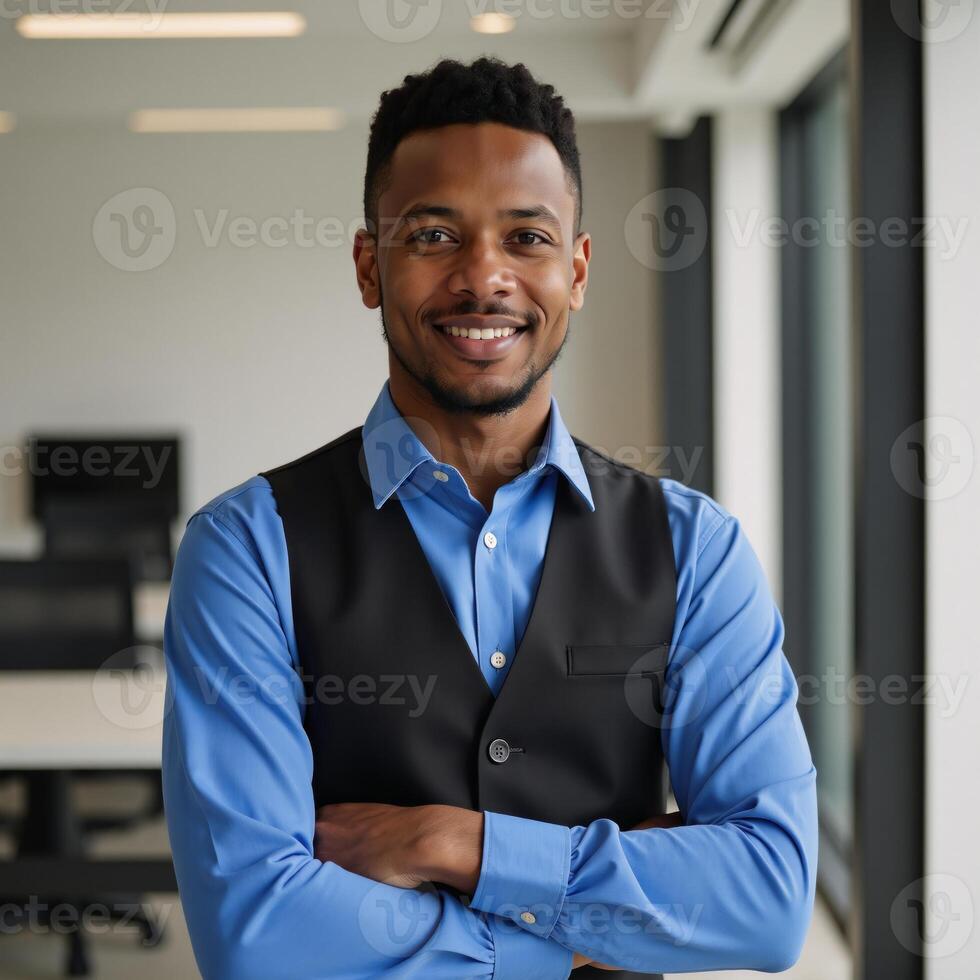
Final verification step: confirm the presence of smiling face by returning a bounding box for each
[354,122,590,417]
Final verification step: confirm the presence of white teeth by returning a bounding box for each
[441,324,519,339]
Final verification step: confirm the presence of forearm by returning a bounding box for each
[552,801,815,973]
[451,795,814,975]
[166,734,577,979]
[163,510,573,980]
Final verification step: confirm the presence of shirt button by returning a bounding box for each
[520,911,537,925]
[432,469,449,482]
[483,531,497,550]
[488,738,510,763]
[490,650,507,669]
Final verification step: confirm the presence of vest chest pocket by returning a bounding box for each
[566,642,670,677]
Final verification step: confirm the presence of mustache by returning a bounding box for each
[424,300,536,327]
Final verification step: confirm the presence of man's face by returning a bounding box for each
[354,122,590,417]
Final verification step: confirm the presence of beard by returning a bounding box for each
[378,287,570,419]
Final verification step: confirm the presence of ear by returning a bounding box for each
[569,231,591,312]
[353,227,380,309]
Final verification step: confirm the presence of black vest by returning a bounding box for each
[261,426,677,979]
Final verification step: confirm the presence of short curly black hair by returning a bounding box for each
[363,56,582,239]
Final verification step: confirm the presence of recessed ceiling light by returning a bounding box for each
[16,12,306,40]
[470,13,516,34]
[0,112,16,134]
[128,107,346,133]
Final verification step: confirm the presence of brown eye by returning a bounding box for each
[410,228,451,245]
[512,231,548,246]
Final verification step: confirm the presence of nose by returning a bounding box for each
[446,236,515,301]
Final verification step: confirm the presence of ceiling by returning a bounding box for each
[0,0,848,131]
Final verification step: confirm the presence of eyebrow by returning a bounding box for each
[396,202,563,232]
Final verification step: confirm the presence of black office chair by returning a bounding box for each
[0,558,166,976]
[42,497,174,584]
[0,557,136,670]
[28,434,181,587]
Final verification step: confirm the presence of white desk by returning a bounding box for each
[134,581,170,642]
[0,665,166,769]
[0,664,176,896]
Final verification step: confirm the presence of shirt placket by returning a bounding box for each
[474,490,519,697]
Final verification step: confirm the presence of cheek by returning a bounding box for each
[527,264,573,320]
[384,262,439,317]
[386,253,435,291]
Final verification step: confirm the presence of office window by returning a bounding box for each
[780,50,853,927]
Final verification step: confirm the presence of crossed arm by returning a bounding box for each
[312,801,682,971]
[162,501,817,978]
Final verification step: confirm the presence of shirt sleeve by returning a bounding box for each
[468,499,818,973]
[162,506,574,980]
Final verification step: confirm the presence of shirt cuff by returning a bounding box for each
[488,912,574,980]
[470,810,571,940]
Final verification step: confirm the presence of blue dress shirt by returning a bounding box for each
[162,379,818,979]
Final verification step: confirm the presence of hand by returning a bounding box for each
[629,810,684,831]
[314,802,433,889]
[572,810,684,969]
[572,952,620,970]
[314,802,484,893]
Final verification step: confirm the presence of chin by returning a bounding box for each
[435,375,537,416]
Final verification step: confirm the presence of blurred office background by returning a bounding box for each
[0,1,976,977]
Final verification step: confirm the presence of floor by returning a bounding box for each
[0,781,850,979]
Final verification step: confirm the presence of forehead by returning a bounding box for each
[379,122,575,224]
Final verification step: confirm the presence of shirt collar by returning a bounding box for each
[362,380,595,512]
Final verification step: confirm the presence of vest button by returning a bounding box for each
[488,738,511,763]
[490,650,507,669]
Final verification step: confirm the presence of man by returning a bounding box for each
[163,57,817,979]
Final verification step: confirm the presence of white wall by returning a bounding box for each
[924,15,980,978]
[0,119,659,547]
[711,109,782,594]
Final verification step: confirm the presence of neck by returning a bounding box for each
[387,372,553,511]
